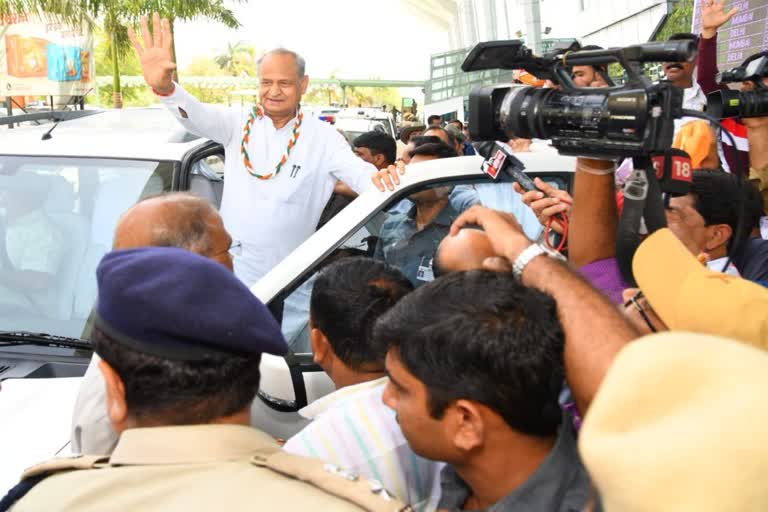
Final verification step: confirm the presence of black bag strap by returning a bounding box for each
[0,474,47,512]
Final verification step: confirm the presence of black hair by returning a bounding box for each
[408,141,458,160]
[427,115,442,125]
[310,257,413,370]
[92,327,261,425]
[423,126,458,149]
[353,131,397,166]
[373,270,565,437]
[690,170,758,249]
[411,135,443,147]
[448,119,464,129]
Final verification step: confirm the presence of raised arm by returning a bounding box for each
[698,0,739,94]
[568,158,618,268]
[128,14,239,146]
[450,206,639,414]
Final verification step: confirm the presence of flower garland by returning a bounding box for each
[241,105,303,180]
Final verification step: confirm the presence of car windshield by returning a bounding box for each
[0,156,173,340]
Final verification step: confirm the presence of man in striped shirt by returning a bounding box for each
[283,257,443,511]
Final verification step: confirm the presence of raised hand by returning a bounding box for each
[450,205,532,263]
[128,13,177,94]
[701,0,739,39]
[513,178,572,234]
[372,161,406,192]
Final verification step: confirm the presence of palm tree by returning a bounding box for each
[127,0,243,82]
[215,41,250,76]
[2,0,245,108]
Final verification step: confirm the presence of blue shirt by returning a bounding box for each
[475,183,543,240]
[376,201,461,287]
[388,185,479,215]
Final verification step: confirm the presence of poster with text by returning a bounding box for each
[692,0,768,70]
[0,13,94,97]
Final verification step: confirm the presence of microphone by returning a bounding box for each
[651,148,693,197]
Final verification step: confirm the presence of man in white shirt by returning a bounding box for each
[283,257,443,511]
[129,15,400,286]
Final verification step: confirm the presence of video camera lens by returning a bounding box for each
[469,84,652,157]
[707,89,768,119]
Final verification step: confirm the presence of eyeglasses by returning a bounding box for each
[623,290,657,333]
[214,240,242,258]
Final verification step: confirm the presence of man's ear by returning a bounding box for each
[448,399,485,452]
[704,224,733,253]
[98,359,129,433]
[373,153,387,170]
[310,327,331,365]
[300,75,309,95]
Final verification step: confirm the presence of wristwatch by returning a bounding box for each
[512,243,564,280]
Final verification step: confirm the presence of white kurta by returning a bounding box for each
[158,84,377,285]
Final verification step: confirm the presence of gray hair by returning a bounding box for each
[257,48,306,78]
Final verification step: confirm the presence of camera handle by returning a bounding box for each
[616,156,667,286]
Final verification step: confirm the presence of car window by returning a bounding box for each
[276,174,569,354]
[0,156,173,341]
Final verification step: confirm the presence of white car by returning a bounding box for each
[0,107,576,490]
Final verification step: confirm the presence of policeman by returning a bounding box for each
[1,247,409,512]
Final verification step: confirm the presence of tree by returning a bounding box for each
[654,0,694,41]
[183,55,232,104]
[126,0,244,83]
[0,1,94,27]
[215,41,256,76]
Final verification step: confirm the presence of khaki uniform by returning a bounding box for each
[11,424,411,512]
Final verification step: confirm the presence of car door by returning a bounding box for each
[249,153,575,439]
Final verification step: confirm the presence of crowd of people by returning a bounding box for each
[2,2,768,510]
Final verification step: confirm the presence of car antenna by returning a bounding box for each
[41,93,89,141]
[41,121,60,141]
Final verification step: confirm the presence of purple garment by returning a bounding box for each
[578,257,629,305]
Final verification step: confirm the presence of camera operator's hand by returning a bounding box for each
[701,0,738,39]
[450,206,533,265]
[513,178,572,234]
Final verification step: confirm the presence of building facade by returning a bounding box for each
[405,0,679,113]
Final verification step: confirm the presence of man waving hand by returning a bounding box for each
[129,14,401,285]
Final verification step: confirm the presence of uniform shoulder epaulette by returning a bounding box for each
[21,455,110,481]
[251,451,413,512]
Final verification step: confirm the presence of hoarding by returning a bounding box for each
[692,0,768,69]
[0,13,94,97]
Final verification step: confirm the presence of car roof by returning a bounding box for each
[0,107,209,161]
[334,118,384,130]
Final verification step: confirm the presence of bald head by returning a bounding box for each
[435,228,508,274]
[114,193,233,270]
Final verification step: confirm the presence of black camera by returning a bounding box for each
[707,51,768,119]
[465,40,696,159]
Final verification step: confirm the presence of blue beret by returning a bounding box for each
[95,247,287,361]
